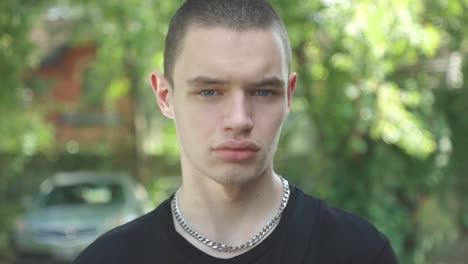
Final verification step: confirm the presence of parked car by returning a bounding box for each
[12,171,152,263]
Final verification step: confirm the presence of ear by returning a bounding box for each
[150,71,174,119]
[287,73,297,111]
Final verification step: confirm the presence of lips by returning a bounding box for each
[212,140,260,162]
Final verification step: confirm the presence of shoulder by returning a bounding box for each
[317,199,385,246]
[73,198,171,264]
[293,187,398,263]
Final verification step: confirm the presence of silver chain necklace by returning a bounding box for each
[171,177,290,252]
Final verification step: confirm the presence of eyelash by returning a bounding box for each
[254,90,274,96]
[199,90,220,97]
[197,89,274,97]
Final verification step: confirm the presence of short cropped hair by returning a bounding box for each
[164,0,292,84]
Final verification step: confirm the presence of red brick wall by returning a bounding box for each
[31,44,134,151]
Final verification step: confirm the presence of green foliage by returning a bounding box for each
[372,83,436,158]
[146,176,179,205]
[274,0,467,262]
[0,1,56,257]
[0,0,54,154]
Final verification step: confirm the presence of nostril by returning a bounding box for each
[223,111,253,132]
[223,117,254,132]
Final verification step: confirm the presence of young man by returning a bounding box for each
[74,0,398,263]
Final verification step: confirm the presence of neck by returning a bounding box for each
[175,170,284,250]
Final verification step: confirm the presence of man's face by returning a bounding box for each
[153,25,296,186]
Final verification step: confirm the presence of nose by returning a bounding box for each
[223,92,253,133]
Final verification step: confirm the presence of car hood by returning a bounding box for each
[24,204,124,231]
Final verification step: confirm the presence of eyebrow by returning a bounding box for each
[254,77,285,88]
[186,76,286,88]
[187,76,228,86]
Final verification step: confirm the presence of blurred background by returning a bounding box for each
[1,0,467,263]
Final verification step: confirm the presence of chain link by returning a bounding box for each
[172,177,290,252]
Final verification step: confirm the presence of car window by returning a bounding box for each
[41,182,124,206]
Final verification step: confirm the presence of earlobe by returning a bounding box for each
[150,72,174,119]
[287,73,297,110]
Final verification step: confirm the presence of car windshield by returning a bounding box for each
[41,182,124,206]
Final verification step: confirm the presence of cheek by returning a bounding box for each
[255,107,287,138]
[174,104,221,139]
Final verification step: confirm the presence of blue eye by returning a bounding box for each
[255,90,273,96]
[199,90,217,96]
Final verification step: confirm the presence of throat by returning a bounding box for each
[171,176,290,254]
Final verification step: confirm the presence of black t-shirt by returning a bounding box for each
[74,185,398,263]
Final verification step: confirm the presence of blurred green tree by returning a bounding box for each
[0,0,55,255]
[273,0,467,262]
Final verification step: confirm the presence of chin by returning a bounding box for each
[208,167,264,186]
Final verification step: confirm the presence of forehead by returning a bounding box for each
[172,25,288,85]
